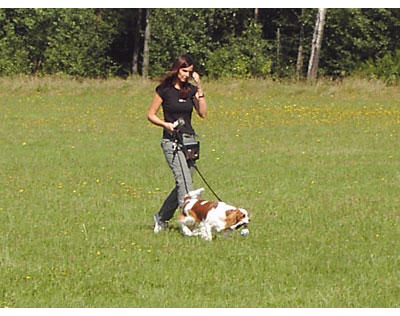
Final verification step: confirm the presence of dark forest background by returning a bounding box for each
[1,8,400,83]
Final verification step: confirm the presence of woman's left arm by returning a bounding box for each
[192,72,207,118]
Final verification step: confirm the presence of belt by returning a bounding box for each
[163,132,195,141]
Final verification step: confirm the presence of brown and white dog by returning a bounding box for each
[177,188,250,241]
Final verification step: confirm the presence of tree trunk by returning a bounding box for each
[131,8,141,76]
[276,27,281,76]
[296,8,305,80]
[96,8,102,22]
[254,8,259,24]
[142,8,151,79]
[307,8,327,81]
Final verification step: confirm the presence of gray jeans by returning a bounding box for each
[156,136,195,222]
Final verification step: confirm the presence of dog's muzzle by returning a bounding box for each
[231,218,250,230]
[234,222,248,230]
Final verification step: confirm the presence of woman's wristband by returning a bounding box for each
[198,94,205,98]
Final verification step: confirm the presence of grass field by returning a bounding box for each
[1,76,400,307]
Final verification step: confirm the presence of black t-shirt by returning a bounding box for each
[156,83,197,138]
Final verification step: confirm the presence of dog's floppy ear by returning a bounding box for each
[236,209,245,222]
[225,209,243,228]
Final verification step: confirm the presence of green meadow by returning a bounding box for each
[1,76,400,307]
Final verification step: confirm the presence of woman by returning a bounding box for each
[147,55,207,233]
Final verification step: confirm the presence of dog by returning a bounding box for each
[177,188,250,241]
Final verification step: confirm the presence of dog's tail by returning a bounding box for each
[184,187,205,200]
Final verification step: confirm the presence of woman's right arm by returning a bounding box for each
[147,92,175,133]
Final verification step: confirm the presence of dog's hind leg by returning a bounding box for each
[199,222,213,241]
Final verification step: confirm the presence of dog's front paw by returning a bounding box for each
[200,230,213,241]
[181,225,194,237]
[202,235,213,241]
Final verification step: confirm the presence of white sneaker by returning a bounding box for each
[153,214,167,233]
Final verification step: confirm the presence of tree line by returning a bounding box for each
[1,8,400,83]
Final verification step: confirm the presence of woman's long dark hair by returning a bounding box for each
[159,55,194,99]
